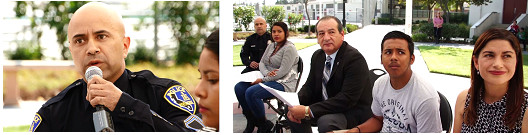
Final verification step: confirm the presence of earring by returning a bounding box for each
[477,70,480,75]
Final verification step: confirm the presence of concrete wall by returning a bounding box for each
[470,12,500,38]
[468,0,504,25]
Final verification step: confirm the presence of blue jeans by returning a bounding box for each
[234,81,285,118]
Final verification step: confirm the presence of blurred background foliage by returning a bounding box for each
[6,1,218,101]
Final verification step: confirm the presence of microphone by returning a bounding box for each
[85,66,114,132]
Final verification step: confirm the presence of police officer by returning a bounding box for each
[29,2,202,132]
[240,17,272,74]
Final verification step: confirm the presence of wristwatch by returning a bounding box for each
[304,106,311,120]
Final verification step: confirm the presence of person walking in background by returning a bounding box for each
[234,22,299,133]
[433,12,444,44]
[194,30,219,132]
[453,29,528,133]
[240,17,272,74]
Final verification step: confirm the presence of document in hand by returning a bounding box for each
[240,71,264,82]
[258,83,299,107]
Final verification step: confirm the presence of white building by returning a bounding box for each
[468,0,527,37]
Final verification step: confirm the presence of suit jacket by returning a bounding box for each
[298,41,372,119]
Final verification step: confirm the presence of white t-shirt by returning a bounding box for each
[371,72,442,133]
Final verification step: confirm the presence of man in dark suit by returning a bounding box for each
[287,16,373,133]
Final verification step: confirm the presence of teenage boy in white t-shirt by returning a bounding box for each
[345,31,442,133]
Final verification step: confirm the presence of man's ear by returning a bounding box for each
[122,36,130,58]
[410,54,415,65]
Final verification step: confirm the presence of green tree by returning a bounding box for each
[157,1,219,65]
[233,6,244,30]
[237,6,256,31]
[261,6,286,27]
[287,13,303,31]
[302,0,312,36]
[14,1,89,60]
[415,0,437,22]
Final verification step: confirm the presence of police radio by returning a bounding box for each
[85,66,115,132]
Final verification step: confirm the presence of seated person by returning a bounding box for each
[344,31,442,133]
[234,22,299,133]
[453,29,527,133]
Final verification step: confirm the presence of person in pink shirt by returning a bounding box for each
[433,12,444,44]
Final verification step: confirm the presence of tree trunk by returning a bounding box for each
[304,1,311,36]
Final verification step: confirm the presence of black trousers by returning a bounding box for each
[434,27,442,43]
[287,107,371,133]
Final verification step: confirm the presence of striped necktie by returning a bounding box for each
[322,56,332,100]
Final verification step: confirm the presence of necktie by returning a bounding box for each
[322,56,332,100]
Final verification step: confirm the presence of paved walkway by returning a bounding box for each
[232,25,474,132]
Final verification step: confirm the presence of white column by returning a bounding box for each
[405,0,413,35]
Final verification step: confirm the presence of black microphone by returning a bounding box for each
[85,66,114,132]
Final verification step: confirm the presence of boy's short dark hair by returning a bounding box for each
[381,31,414,56]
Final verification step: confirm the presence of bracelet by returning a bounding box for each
[355,126,361,133]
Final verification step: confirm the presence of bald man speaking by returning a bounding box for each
[29,2,203,132]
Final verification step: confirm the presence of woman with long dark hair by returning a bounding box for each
[195,30,219,132]
[453,28,528,133]
[234,22,299,133]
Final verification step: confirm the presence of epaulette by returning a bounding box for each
[131,70,180,87]
[41,79,84,108]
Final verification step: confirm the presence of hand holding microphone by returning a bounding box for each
[85,66,122,132]
[85,66,122,111]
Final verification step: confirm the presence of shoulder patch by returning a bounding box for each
[29,113,42,132]
[164,85,196,114]
[184,115,205,131]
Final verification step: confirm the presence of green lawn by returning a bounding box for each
[233,43,317,66]
[419,46,528,87]
[4,125,29,132]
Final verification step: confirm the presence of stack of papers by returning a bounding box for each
[258,83,299,107]
[239,71,264,82]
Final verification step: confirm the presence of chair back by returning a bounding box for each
[369,69,386,85]
[294,57,303,90]
[438,91,453,133]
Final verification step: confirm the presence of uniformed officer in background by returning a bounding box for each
[240,17,272,74]
[29,2,203,132]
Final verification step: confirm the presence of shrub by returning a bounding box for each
[448,12,468,24]
[416,22,469,42]
[8,45,43,60]
[346,24,359,33]
[234,27,242,31]
[303,25,316,33]
[297,27,304,32]
[412,33,429,42]
[373,17,405,24]
[470,36,479,45]
[130,44,155,64]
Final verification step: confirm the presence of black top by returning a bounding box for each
[461,92,528,133]
[30,69,202,132]
[240,32,271,73]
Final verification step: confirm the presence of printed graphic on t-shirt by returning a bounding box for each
[381,98,411,133]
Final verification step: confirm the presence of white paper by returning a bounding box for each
[239,71,264,82]
[258,83,300,107]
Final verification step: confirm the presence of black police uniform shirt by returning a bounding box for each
[29,69,204,132]
[240,32,272,74]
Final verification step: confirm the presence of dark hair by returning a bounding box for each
[465,28,524,130]
[380,31,414,56]
[203,29,219,60]
[270,21,289,44]
[315,16,343,33]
